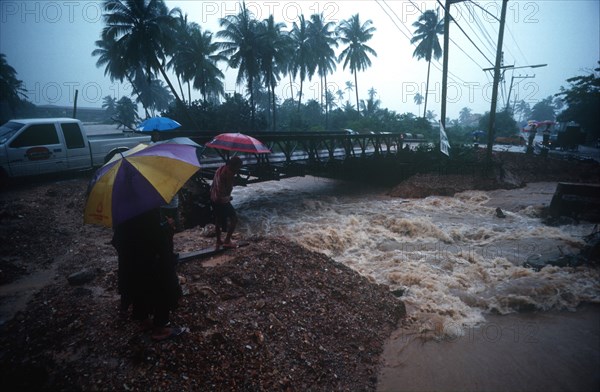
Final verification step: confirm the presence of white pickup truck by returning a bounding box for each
[0,117,151,181]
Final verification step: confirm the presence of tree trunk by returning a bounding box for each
[354,71,360,117]
[424,60,432,118]
[248,77,256,130]
[289,73,294,106]
[324,73,329,129]
[271,74,278,131]
[177,76,185,105]
[298,78,304,112]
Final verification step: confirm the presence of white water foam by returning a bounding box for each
[233,176,600,337]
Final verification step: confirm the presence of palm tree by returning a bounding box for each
[172,20,225,104]
[257,15,290,130]
[515,99,531,122]
[336,89,345,105]
[360,87,381,116]
[101,95,117,122]
[93,35,153,114]
[290,14,316,111]
[114,96,139,129]
[0,53,26,118]
[168,11,194,103]
[217,1,260,128]
[92,34,130,82]
[458,106,472,125]
[336,14,377,117]
[410,9,444,118]
[344,80,354,104]
[99,0,183,106]
[308,13,338,128]
[133,75,173,116]
[413,92,424,115]
[426,109,436,122]
[325,90,337,112]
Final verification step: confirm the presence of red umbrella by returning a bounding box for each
[205,133,271,154]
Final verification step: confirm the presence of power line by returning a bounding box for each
[379,0,470,85]
[505,25,530,65]
[467,0,500,22]
[375,0,413,42]
[461,2,497,58]
[437,0,494,66]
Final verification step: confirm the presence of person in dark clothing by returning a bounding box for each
[112,208,186,341]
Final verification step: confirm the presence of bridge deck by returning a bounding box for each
[167,131,427,184]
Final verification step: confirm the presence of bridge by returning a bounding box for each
[172,131,430,185]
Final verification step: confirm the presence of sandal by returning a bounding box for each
[152,326,189,342]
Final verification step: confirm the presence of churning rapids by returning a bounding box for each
[230,176,599,338]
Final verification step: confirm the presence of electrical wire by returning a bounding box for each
[437,0,494,66]
[461,2,497,58]
[378,0,470,86]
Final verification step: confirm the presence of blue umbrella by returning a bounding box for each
[137,117,181,132]
[471,130,486,137]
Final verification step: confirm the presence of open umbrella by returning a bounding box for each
[84,142,200,228]
[137,116,181,132]
[205,133,271,154]
[153,136,202,148]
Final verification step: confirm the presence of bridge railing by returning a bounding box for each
[169,131,420,183]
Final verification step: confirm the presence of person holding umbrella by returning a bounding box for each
[85,141,201,341]
[210,156,243,249]
[112,208,187,341]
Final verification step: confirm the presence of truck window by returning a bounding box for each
[61,122,85,149]
[10,124,59,148]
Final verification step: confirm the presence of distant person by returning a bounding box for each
[542,125,551,147]
[527,124,537,154]
[210,156,243,249]
[112,208,186,341]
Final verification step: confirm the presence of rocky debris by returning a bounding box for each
[548,182,600,222]
[1,236,405,391]
[495,208,506,218]
[523,227,600,270]
[67,268,97,286]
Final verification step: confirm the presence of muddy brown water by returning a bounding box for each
[378,303,599,392]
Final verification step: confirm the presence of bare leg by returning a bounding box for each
[223,214,237,246]
[214,213,223,249]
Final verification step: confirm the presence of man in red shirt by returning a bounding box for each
[210,156,243,249]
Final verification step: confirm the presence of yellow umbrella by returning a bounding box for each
[84,141,201,228]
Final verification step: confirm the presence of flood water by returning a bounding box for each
[233,176,599,391]
[233,176,599,336]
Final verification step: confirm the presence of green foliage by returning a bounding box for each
[556,63,600,141]
[0,53,27,123]
[114,97,139,130]
[478,111,518,137]
[529,96,556,122]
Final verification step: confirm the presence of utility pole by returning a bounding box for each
[486,0,508,159]
[440,0,465,130]
[505,74,535,111]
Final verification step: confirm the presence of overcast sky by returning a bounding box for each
[1,0,598,120]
